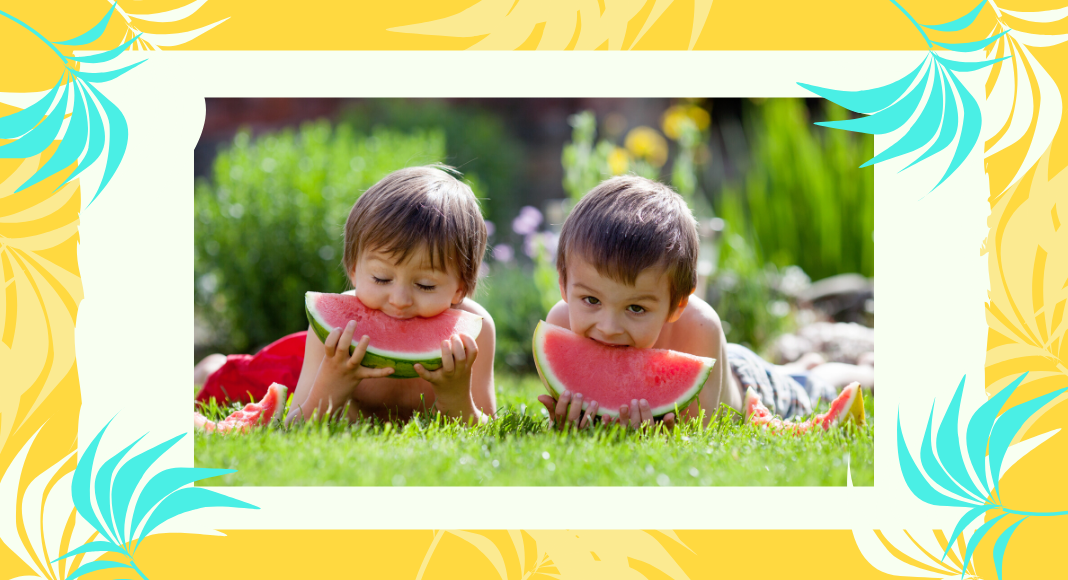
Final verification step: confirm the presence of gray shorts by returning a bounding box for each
[726,343,836,419]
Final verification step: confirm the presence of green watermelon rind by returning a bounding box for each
[305,292,483,379]
[532,321,715,419]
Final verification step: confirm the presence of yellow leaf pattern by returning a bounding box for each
[1,1,1067,579]
[389,0,712,50]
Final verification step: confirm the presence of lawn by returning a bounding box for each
[194,374,874,486]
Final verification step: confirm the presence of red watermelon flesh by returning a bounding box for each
[743,382,865,433]
[532,322,714,418]
[306,292,483,379]
[195,383,288,434]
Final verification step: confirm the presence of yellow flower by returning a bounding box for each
[607,147,630,175]
[687,105,710,130]
[624,126,668,168]
[662,105,710,139]
[661,106,689,140]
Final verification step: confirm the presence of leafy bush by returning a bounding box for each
[477,263,546,374]
[706,232,796,353]
[716,100,874,281]
[340,99,525,228]
[195,122,448,354]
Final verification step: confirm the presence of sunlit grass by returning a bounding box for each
[194,374,874,486]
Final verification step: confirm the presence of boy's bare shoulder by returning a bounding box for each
[667,296,724,350]
[678,295,721,324]
[546,300,570,328]
[458,297,495,328]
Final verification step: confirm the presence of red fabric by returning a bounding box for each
[196,331,307,405]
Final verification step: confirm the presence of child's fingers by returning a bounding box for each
[337,321,357,358]
[460,333,478,365]
[348,335,371,367]
[554,391,572,429]
[639,399,653,425]
[413,363,437,382]
[663,413,676,430]
[579,400,599,429]
[323,327,342,357]
[567,393,583,425]
[629,399,642,429]
[359,366,394,379]
[618,404,630,426]
[451,335,466,364]
[537,395,557,422]
[440,339,456,374]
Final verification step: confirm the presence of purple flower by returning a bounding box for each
[492,244,514,263]
[524,231,559,259]
[511,206,543,236]
[485,221,496,238]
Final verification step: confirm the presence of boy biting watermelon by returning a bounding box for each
[286,166,497,424]
[539,176,839,430]
[198,166,497,427]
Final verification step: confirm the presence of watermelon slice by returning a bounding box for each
[743,382,865,433]
[305,292,483,379]
[532,321,714,419]
[195,382,288,434]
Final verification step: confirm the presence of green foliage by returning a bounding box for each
[716,100,874,281]
[708,232,794,353]
[195,122,448,353]
[670,118,701,204]
[195,375,875,486]
[478,264,546,373]
[339,99,525,227]
[561,111,616,203]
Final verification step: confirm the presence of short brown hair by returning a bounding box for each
[557,175,699,309]
[342,166,487,298]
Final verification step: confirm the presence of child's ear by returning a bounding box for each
[558,277,568,303]
[667,296,689,323]
[452,285,465,306]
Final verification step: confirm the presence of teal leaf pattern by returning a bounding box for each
[54,3,116,45]
[797,0,1009,190]
[922,0,988,32]
[53,420,257,579]
[897,373,1067,579]
[0,5,144,204]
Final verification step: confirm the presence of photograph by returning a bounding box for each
[191,97,875,486]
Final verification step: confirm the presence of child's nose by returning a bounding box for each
[596,313,624,337]
[389,288,413,307]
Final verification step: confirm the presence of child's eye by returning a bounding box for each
[416,283,436,292]
[372,276,391,285]
[582,296,600,306]
[627,305,646,314]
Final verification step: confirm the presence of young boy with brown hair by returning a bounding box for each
[286,165,496,424]
[538,175,834,429]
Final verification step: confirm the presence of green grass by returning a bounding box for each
[194,374,874,486]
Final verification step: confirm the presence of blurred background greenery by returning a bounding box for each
[194,98,873,374]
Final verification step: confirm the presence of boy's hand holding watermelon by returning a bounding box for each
[307,320,399,415]
[538,390,678,431]
[413,333,480,413]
